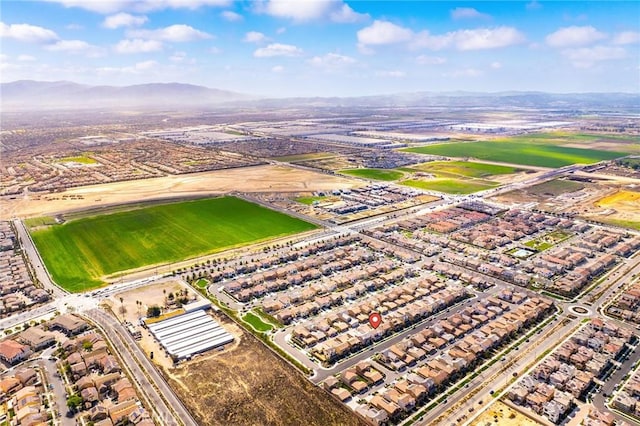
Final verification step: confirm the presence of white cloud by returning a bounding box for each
[445,68,483,77]
[134,60,156,70]
[45,39,102,56]
[330,4,369,23]
[612,31,640,45]
[40,0,231,14]
[244,31,268,43]
[416,55,446,65]
[454,27,524,50]
[97,60,159,74]
[276,27,286,34]
[451,7,491,20]
[0,22,58,43]
[253,43,302,58]
[308,53,356,70]
[359,21,524,51]
[490,61,502,69]
[357,20,412,45]
[220,10,243,22]
[103,13,148,29]
[65,23,83,30]
[546,26,606,48]
[376,70,406,78]
[412,27,525,51]
[261,0,368,23]
[208,46,222,54]
[17,54,36,61]
[562,45,627,68]
[128,24,212,42]
[114,38,163,54]
[272,65,284,72]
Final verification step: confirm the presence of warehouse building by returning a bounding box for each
[147,308,233,360]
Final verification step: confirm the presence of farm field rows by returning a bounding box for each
[403,140,628,168]
[30,196,317,292]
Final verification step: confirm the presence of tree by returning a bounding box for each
[147,305,161,318]
[82,341,93,351]
[66,394,82,411]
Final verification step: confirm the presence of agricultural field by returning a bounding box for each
[403,139,628,168]
[409,161,520,178]
[401,178,498,194]
[30,196,317,292]
[339,168,405,181]
[166,315,366,426]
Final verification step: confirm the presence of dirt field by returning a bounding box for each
[470,401,543,426]
[594,190,640,222]
[165,311,366,426]
[2,164,356,219]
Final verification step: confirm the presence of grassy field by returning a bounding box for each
[23,216,57,228]
[57,156,97,164]
[401,179,498,194]
[242,312,273,332]
[30,197,317,292]
[409,161,520,178]
[195,278,209,289]
[403,141,627,168]
[524,230,572,251]
[295,195,327,205]
[340,168,405,181]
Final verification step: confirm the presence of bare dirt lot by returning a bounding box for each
[470,400,543,426]
[2,164,357,219]
[165,311,366,426]
[593,189,640,222]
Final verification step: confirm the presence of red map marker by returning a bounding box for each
[369,312,382,329]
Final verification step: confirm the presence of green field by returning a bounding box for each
[340,168,405,181]
[242,312,274,332]
[524,230,572,251]
[401,179,498,194]
[24,216,57,228]
[410,161,520,178]
[295,195,327,205]
[30,197,317,292]
[403,141,627,168]
[195,278,209,289]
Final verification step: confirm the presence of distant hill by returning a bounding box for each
[1,80,638,111]
[0,80,252,110]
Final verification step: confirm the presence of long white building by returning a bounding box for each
[147,308,233,360]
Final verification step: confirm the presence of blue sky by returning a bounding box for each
[1,1,639,96]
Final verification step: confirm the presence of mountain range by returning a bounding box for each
[2,80,639,111]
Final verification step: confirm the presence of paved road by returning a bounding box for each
[83,308,198,426]
[12,219,67,298]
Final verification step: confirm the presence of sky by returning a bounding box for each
[1,0,639,97]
